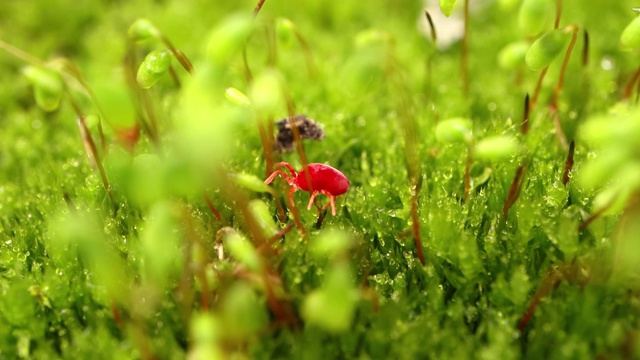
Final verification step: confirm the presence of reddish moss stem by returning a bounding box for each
[623,66,640,100]
[530,67,549,110]
[521,93,530,135]
[68,95,114,203]
[203,193,223,221]
[502,165,525,219]
[424,11,437,43]
[554,0,563,29]
[253,0,267,16]
[550,25,579,112]
[562,139,575,185]
[461,0,470,96]
[463,149,472,203]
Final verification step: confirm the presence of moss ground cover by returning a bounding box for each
[1,0,640,358]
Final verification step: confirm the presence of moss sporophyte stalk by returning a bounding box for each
[2,0,640,358]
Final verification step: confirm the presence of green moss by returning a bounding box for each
[1,0,640,358]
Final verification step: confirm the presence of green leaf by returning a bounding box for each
[301,263,358,332]
[220,283,269,339]
[249,70,284,115]
[136,50,172,89]
[223,232,261,271]
[473,135,519,162]
[224,87,252,107]
[231,173,273,193]
[620,15,640,49]
[276,17,296,47]
[518,0,553,36]
[22,66,63,112]
[206,13,254,65]
[435,118,473,144]
[498,41,530,70]
[525,29,570,71]
[309,228,353,259]
[128,18,160,42]
[440,0,457,17]
[248,199,279,239]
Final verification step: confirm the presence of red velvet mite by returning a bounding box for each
[264,162,350,216]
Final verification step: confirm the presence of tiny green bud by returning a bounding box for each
[249,70,284,115]
[22,66,64,112]
[620,16,640,49]
[223,232,261,272]
[248,199,279,239]
[440,0,457,17]
[473,135,519,161]
[231,173,273,193]
[498,41,530,70]
[354,29,390,48]
[225,87,252,107]
[525,29,570,71]
[435,118,473,144]
[518,0,553,36]
[128,18,161,42]
[276,17,296,47]
[309,228,353,259]
[301,263,357,332]
[220,284,268,339]
[136,50,172,89]
[206,14,253,65]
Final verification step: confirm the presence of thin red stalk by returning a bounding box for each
[160,36,193,74]
[410,191,425,265]
[502,165,525,218]
[554,0,563,29]
[463,149,472,203]
[293,28,317,78]
[203,193,223,221]
[68,94,114,203]
[257,223,294,254]
[562,139,575,185]
[253,0,267,16]
[529,67,549,110]
[461,0,470,96]
[579,201,612,232]
[582,29,589,67]
[521,93,530,135]
[424,11,437,43]
[623,66,640,100]
[519,268,563,331]
[550,25,579,112]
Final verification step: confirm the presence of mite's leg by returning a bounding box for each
[265,170,293,184]
[307,191,320,210]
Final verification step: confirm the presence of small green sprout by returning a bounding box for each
[473,135,519,162]
[128,18,161,42]
[435,117,473,145]
[498,41,530,70]
[620,15,640,49]
[206,13,254,65]
[136,50,172,89]
[440,0,457,17]
[22,66,63,112]
[518,0,554,36]
[525,29,570,71]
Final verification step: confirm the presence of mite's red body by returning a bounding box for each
[265,162,350,215]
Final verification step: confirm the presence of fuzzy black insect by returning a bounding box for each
[275,114,325,152]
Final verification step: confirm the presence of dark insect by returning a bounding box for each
[275,114,325,152]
